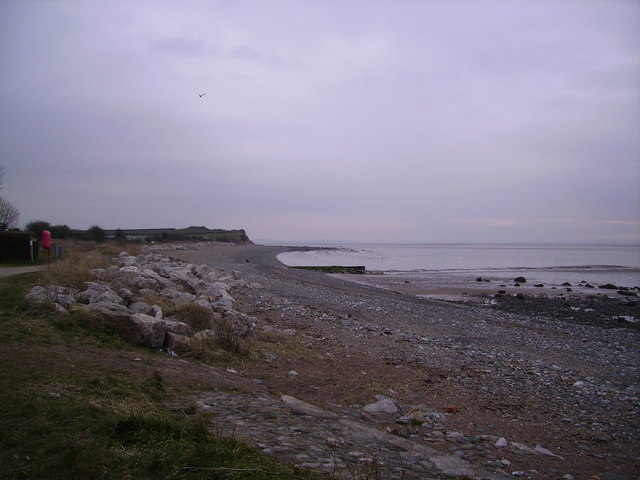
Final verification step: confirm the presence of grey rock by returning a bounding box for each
[495,437,508,447]
[75,282,122,305]
[117,287,134,303]
[224,311,256,338]
[26,285,75,309]
[127,302,162,318]
[171,293,197,307]
[160,287,188,299]
[160,319,192,336]
[364,398,398,414]
[120,255,138,267]
[25,286,47,302]
[193,298,213,312]
[96,289,126,306]
[126,313,167,348]
[535,444,564,459]
[53,303,69,314]
[76,302,130,315]
[164,332,192,352]
[428,455,474,477]
[128,302,153,314]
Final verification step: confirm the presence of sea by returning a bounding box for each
[276,243,640,295]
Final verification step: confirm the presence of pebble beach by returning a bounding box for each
[168,243,640,479]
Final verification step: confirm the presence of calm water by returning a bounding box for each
[277,243,640,289]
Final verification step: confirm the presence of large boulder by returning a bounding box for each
[75,301,130,315]
[160,319,192,336]
[119,313,166,348]
[164,332,192,352]
[139,268,175,290]
[171,293,198,308]
[160,287,190,299]
[112,266,177,292]
[26,285,76,309]
[119,254,138,267]
[223,311,256,338]
[128,301,163,318]
[75,282,125,306]
[364,397,399,414]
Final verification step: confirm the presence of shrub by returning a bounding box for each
[25,220,51,238]
[86,225,106,243]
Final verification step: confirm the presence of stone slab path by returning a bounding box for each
[170,390,510,480]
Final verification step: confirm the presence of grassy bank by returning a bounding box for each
[0,255,321,479]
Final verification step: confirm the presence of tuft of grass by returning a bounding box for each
[188,316,249,362]
[213,316,247,355]
[172,303,213,332]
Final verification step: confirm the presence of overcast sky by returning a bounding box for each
[1,0,638,243]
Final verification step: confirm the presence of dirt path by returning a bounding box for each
[0,266,47,277]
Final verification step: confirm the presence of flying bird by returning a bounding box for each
[199,93,207,98]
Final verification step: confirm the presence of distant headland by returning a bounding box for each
[102,226,252,244]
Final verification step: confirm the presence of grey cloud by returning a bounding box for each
[150,35,218,57]
[0,0,638,243]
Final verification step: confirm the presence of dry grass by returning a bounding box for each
[42,251,112,290]
[139,292,174,313]
[41,240,141,290]
[188,316,249,362]
[171,303,213,332]
[212,315,246,355]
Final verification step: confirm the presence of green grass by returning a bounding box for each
[0,272,323,480]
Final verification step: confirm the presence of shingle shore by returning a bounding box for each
[64,242,626,479]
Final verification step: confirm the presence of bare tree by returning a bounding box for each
[0,196,20,230]
[0,165,5,190]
